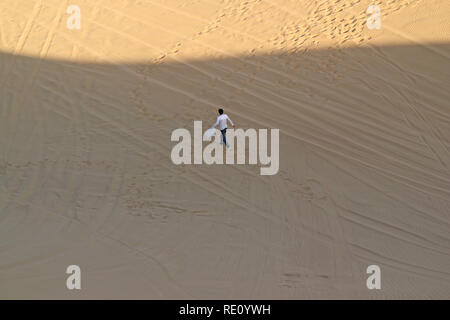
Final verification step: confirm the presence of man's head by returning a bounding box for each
[218,108,224,115]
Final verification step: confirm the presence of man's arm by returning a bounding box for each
[226,115,235,127]
[211,117,219,128]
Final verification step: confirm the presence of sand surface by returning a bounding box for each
[1,0,449,299]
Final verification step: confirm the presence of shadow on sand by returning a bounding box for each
[0,43,450,298]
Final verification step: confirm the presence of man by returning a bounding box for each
[211,108,234,148]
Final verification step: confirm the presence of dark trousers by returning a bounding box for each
[221,128,227,145]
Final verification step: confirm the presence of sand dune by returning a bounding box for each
[0,0,449,299]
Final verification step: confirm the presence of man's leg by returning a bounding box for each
[221,128,227,145]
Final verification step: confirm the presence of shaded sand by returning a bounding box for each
[0,0,449,299]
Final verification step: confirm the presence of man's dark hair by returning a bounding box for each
[218,108,224,115]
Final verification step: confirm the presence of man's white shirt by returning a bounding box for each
[212,114,234,130]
